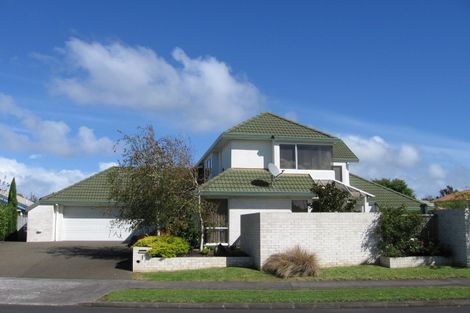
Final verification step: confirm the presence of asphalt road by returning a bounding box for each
[1,305,470,313]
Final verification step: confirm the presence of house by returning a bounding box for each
[434,190,470,209]
[26,112,423,243]
[0,189,33,232]
[197,112,424,246]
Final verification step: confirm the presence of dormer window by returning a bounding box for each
[280,144,332,170]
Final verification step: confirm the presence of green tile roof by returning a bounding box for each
[37,167,115,206]
[349,174,424,209]
[222,112,358,162]
[34,166,423,210]
[199,168,314,197]
[226,112,333,139]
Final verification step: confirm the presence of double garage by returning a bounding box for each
[26,168,134,242]
[27,205,132,242]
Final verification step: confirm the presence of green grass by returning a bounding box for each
[102,287,470,303]
[136,265,470,282]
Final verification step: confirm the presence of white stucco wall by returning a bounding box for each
[230,140,272,169]
[240,212,379,268]
[228,198,291,245]
[27,205,55,242]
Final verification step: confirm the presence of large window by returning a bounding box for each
[280,144,332,170]
[280,144,296,169]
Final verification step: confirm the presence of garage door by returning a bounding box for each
[62,207,132,241]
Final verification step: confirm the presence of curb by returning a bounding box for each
[85,299,470,310]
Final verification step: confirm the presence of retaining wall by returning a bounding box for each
[133,247,253,272]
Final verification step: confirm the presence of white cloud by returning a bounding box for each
[0,156,89,197]
[0,93,113,157]
[429,164,446,179]
[344,134,470,198]
[49,38,263,131]
[398,145,420,167]
[98,161,117,171]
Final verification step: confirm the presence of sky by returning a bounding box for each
[0,0,470,199]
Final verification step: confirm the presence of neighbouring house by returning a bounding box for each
[434,190,470,209]
[26,112,424,243]
[197,112,424,246]
[0,189,32,232]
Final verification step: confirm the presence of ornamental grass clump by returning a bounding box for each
[262,246,320,278]
[133,235,190,258]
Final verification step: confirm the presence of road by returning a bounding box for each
[1,305,470,313]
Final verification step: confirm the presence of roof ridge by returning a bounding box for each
[40,166,116,202]
[224,112,267,134]
[226,112,337,139]
[263,112,336,138]
[349,172,424,204]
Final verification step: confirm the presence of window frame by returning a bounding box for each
[279,143,333,170]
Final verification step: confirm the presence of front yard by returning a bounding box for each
[135,265,470,282]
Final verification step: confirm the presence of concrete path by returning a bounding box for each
[2,277,470,306]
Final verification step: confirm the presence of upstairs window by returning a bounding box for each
[280,144,296,169]
[332,165,343,181]
[280,144,332,170]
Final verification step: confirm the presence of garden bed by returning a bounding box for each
[133,247,253,272]
[380,256,452,268]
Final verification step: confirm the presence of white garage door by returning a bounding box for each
[62,207,132,241]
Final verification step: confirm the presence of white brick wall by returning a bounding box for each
[133,247,253,272]
[436,208,470,267]
[240,212,379,268]
[27,205,55,242]
[228,198,292,245]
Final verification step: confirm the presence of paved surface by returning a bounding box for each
[0,241,132,279]
[1,304,470,313]
[2,277,470,306]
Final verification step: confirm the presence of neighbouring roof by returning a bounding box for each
[0,190,33,211]
[199,112,359,164]
[349,174,425,210]
[36,167,116,207]
[434,190,470,202]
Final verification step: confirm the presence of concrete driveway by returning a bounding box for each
[0,241,132,279]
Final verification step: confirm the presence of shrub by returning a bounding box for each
[133,235,190,258]
[377,206,442,257]
[262,246,320,278]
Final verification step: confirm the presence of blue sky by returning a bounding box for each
[1,0,469,198]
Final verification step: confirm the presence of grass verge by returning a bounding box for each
[136,265,470,282]
[102,287,470,303]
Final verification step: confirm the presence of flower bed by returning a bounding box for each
[133,247,253,272]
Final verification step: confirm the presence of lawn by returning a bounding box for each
[136,265,470,282]
[102,286,470,303]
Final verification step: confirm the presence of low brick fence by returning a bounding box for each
[240,212,379,269]
[133,247,253,272]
